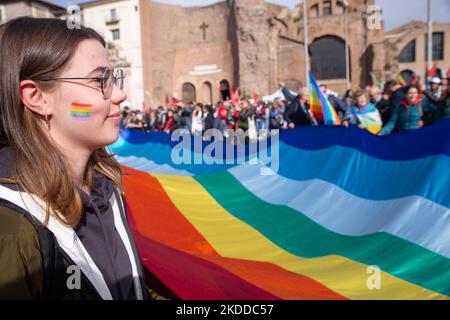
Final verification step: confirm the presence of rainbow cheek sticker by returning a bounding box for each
[71,102,92,119]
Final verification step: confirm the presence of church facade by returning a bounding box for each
[139,0,386,105]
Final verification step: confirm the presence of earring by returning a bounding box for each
[45,114,50,130]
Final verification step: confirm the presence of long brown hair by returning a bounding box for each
[0,17,123,228]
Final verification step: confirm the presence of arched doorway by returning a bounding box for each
[310,35,349,80]
[182,82,196,103]
[219,79,231,101]
[201,81,213,105]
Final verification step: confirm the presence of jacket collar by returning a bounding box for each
[402,97,422,107]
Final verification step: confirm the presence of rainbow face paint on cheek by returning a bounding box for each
[71,102,92,119]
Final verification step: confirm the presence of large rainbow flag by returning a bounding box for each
[309,72,341,125]
[109,120,450,300]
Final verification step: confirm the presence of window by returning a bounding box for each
[310,35,348,80]
[201,82,213,105]
[310,4,319,18]
[398,40,416,63]
[182,83,196,103]
[425,32,444,60]
[112,29,120,40]
[110,8,117,20]
[336,1,345,15]
[219,80,231,101]
[323,1,332,16]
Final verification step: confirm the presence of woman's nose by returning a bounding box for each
[111,84,127,105]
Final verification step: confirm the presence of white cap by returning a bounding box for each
[431,77,441,84]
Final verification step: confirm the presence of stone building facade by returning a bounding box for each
[140,0,387,105]
[0,0,64,23]
[139,0,237,105]
[384,21,450,83]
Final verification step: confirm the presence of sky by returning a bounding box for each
[53,0,450,30]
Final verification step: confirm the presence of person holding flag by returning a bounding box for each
[342,90,382,134]
[279,82,317,127]
[308,72,341,126]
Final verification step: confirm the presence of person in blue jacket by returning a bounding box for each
[380,85,424,135]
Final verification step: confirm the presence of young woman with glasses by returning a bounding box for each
[0,17,147,300]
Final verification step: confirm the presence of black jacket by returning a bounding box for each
[374,98,391,125]
[389,87,405,111]
[204,112,214,131]
[281,87,315,126]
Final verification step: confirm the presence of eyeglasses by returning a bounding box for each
[39,68,124,99]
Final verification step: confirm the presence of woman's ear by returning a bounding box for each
[19,80,52,116]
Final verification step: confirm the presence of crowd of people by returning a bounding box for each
[120,75,450,137]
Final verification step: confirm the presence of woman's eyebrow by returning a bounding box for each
[85,66,108,77]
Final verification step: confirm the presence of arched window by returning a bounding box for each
[201,81,213,105]
[219,79,231,101]
[399,40,416,63]
[425,32,444,61]
[310,35,349,80]
[310,4,319,18]
[182,83,196,103]
[336,1,345,15]
[323,1,332,16]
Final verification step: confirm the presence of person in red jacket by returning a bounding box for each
[162,109,176,133]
